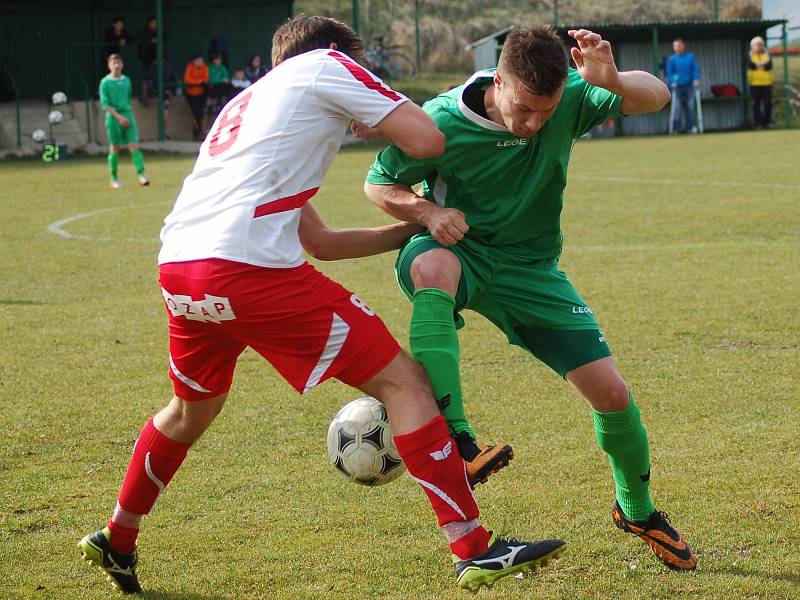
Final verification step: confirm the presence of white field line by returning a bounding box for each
[47,203,163,242]
[568,239,800,253]
[570,174,800,191]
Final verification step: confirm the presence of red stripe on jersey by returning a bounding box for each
[327,50,402,102]
[253,187,320,219]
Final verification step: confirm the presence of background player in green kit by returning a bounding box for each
[100,53,149,189]
[364,25,697,571]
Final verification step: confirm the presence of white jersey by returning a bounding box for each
[158,49,408,268]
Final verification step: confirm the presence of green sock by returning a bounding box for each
[409,288,474,438]
[107,152,119,179]
[131,149,145,175]
[593,393,655,522]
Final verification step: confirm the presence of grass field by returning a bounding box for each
[1,130,799,599]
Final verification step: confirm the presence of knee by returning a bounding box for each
[410,250,460,294]
[592,380,630,413]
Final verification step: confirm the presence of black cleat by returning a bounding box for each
[78,528,142,594]
[612,501,697,571]
[454,532,565,592]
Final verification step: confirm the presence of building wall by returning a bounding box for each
[0,0,292,101]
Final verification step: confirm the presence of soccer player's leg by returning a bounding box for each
[397,235,513,488]
[499,263,695,570]
[124,117,148,186]
[566,359,696,570]
[106,114,122,188]
[347,332,565,591]
[79,260,247,593]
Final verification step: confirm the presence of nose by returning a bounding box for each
[525,114,544,133]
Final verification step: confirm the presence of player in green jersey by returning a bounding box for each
[363,26,696,571]
[100,54,149,189]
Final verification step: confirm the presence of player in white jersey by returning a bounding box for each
[78,16,565,595]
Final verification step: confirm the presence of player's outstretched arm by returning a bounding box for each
[568,29,670,115]
[298,203,423,261]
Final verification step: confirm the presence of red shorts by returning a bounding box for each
[158,259,401,400]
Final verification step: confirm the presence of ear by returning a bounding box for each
[570,46,583,68]
[329,42,338,50]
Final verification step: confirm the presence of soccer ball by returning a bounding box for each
[32,129,46,142]
[51,91,68,105]
[327,396,405,486]
[48,110,63,125]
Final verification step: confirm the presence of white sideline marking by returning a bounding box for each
[571,174,800,191]
[47,203,163,241]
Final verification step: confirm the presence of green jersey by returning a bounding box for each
[99,74,133,113]
[367,68,622,262]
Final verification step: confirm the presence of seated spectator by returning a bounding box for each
[183,54,208,140]
[245,54,268,82]
[206,53,230,119]
[143,56,179,138]
[748,36,773,129]
[229,67,251,97]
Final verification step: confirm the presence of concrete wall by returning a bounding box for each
[75,96,195,144]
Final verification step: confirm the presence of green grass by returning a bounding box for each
[1,130,799,599]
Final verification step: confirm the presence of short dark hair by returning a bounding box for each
[498,25,568,96]
[107,53,122,64]
[271,15,364,67]
[111,16,123,24]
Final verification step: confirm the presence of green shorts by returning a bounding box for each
[105,111,139,146]
[396,233,612,377]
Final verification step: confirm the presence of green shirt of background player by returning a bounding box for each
[364,26,697,571]
[99,53,149,189]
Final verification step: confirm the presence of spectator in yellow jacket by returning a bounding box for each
[748,36,773,128]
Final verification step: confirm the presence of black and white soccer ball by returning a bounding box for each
[327,396,405,486]
[48,110,63,125]
[51,91,68,105]
[31,128,46,143]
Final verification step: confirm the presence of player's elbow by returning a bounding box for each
[655,81,671,109]
[402,129,445,159]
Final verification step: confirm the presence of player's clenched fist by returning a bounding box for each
[422,205,468,246]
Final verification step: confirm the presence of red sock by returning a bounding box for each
[107,418,191,553]
[394,416,489,559]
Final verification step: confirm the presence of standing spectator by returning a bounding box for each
[99,54,149,188]
[103,17,131,59]
[206,53,230,118]
[245,54,267,83]
[183,54,208,140]
[666,38,701,133]
[229,67,251,97]
[748,36,773,129]
[143,55,179,137]
[136,17,160,71]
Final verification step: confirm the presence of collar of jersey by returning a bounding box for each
[457,70,508,132]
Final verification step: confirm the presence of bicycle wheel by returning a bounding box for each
[385,52,416,80]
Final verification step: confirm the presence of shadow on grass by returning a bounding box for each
[142,592,227,600]
[708,565,800,586]
[0,299,46,305]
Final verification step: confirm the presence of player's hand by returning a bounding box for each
[351,121,385,140]
[119,116,130,127]
[422,205,468,246]
[568,29,620,91]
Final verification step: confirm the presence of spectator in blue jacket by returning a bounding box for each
[666,38,701,133]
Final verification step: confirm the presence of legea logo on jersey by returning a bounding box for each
[572,305,593,314]
[161,288,237,323]
[497,138,529,147]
